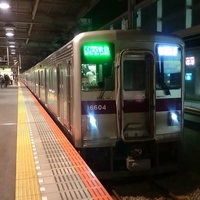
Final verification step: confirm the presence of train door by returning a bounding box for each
[66,59,72,132]
[44,68,48,105]
[36,70,40,98]
[116,50,155,141]
[58,63,64,122]
[33,71,36,94]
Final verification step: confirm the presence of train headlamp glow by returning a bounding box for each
[89,115,96,126]
[171,113,178,121]
[158,45,178,56]
[167,111,179,126]
[87,115,98,132]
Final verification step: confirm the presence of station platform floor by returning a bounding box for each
[184,101,200,112]
[0,83,112,200]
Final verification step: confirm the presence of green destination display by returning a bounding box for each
[83,45,110,56]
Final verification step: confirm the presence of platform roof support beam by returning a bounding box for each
[128,0,135,29]
[19,53,21,75]
[157,0,162,32]
[186,0,192,28]
[136,10,141,29]
[6,47,9,67]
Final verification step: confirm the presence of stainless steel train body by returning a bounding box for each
[22,30,185,174]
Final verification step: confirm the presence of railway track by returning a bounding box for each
[111,190,123,200]
[149,177,187,200]
[105,176,188,200]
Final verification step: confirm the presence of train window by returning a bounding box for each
[123,60,146,91]
[156,45,182,91]
[81,63,114,91]
[81,43,114,92]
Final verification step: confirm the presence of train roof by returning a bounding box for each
[73,30,184,46]
[23,30,184,73]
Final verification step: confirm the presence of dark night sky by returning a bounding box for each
[84,0,200,48]
[84,0,128,29]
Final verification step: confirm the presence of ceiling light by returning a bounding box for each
[11,52,16,55]
[4,23,15,37]
[0,2,10,9]
[6,32,14,37]
[9,45,15,48]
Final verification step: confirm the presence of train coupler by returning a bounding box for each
[126,156,151,171]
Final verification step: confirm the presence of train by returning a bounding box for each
[21,30,185,177]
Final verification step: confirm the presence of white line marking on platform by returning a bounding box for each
[1,123,17,125]
[40,187,45,191]
[39,179,44,183]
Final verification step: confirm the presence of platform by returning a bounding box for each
[0,83,112,200]
[184,100,200,112]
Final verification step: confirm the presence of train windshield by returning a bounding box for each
[156,45,182,92]
[81,43,114,92]
[123,60,146,91]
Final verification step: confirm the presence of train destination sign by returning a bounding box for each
[157,45,178,56]
[83,45,110,56]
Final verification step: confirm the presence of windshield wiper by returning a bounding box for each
[97,77,111,99]
[161,81,171,95]
[157,59,171,96]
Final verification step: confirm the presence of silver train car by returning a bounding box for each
[21,30,185,175]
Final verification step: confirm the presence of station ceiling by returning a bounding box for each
[0,0,142,71]
[0,0,99,70]
[0,0,200,72]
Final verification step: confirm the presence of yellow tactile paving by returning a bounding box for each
[15,87,42,200]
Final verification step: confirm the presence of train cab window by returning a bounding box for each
[81,43,114,92]
[156,45,182,91]
[123,60,146,91]
[81,63,114,91]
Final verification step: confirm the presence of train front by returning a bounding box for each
[78,33,184,173]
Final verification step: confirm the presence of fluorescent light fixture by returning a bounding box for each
[9,45,15,48]
[4,24,15,37]
[0,2,10,9]
[6,32,14,37]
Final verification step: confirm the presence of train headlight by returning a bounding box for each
[167,111,179,126]
[89,115,96,126]
[171,113,178,121]
[87,115,98,131]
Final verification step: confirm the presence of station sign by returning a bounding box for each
[185,56,195,66]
